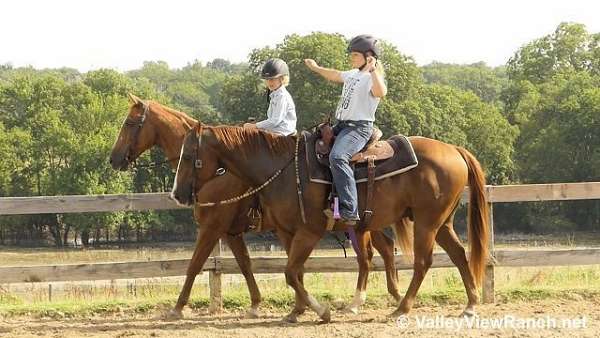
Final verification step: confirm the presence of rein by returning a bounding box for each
[196,163,289,207]
[192,128,306,222]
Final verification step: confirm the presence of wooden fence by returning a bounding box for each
[1,182,600,309]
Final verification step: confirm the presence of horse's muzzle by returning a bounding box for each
[169,188,194,207]
[109,153,130,171]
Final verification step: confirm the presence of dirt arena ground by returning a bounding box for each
[1,298,598,338]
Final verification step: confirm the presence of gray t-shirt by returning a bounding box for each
[335,69,380,122]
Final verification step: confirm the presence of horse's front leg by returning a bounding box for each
[284,229,330,323]
[168,224,220,319]
[225,232,262,318]
[275,228,308,323]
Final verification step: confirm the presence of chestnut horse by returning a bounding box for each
[171,124,489,322]
[110,94,261,318]
[110,95,406,319]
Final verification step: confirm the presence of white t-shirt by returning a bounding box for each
[335,69,380,122]
[255,86,297,136]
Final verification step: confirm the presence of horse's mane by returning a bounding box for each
[206,125,296,158]
[149,101,198,128]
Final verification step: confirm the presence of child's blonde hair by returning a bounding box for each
[264,75,290,87]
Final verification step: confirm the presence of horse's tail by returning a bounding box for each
[392,216,413,259]
[455,146,489,288]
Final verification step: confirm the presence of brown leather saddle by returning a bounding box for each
[315,123,394,166]
[307,123,417,228]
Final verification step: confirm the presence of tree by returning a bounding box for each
[507,22,600,84]
[422,62,508,103]
[517,72,600,183]
[399,84,517,184]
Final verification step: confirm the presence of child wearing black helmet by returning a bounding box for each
[244,58,297,136]
[304,35,387,225]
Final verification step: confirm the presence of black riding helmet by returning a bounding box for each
[347,35,382,59]
[261,58,289,79]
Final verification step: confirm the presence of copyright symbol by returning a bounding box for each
[396,314,409,329]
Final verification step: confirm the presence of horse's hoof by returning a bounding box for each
[394,314,410,328]
[319,305,331,323]
[460,309,477,318]
[165,309,184,320]
[244,307,260,319]
[389,309,407,319]
[282,313,298,323]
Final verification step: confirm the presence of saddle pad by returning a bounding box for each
[302,131,419,184]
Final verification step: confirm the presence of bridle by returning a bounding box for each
[123,102,149,162]
[122,102,178,169]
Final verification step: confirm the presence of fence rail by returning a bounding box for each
[2,181,600,309]
[3,182,600,215]
[1,249,599,284]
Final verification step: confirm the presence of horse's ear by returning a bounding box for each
[128,93,142,105]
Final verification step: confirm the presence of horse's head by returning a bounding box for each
[170,124,223,206]
[109,93,157,170]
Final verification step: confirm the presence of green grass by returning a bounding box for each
[1,238,599,318]
[2,266,600,318]
[2,286,599,319]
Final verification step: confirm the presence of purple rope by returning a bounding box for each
[346,227,361,256]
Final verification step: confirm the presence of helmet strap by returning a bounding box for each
[265,88,271,109]
[358,52,370,71]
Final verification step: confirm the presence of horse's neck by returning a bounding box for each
[150,107,193,169]
[214,133,295,186]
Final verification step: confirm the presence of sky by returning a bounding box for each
[1,0,599,72]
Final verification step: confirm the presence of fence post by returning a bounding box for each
[482,201,495,303]
[208,238,223,313]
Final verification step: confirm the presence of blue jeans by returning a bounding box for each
[329,120,374,220]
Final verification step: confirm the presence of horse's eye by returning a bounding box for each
[182,153,193,161]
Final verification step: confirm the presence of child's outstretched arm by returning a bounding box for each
[304,59,344,83]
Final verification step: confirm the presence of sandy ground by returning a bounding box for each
[1,299,598,338]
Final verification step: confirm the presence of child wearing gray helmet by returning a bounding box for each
[244,58,297,136]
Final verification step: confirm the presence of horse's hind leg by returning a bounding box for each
[392,210,440,317]
[371,230,401,302]
[435,218,479,316]
[344,229,372,314]
[225,232,262,318]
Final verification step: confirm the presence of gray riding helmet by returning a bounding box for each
[261,58,289,79]
[347,35,382,59]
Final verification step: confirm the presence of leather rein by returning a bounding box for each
[188,125,307,223]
